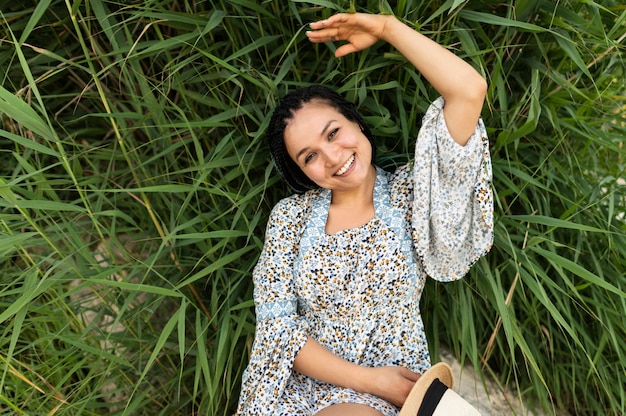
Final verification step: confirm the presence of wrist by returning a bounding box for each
[350,365,374,394]
[379,15,406,43]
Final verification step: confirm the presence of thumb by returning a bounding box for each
[334,43,358,58]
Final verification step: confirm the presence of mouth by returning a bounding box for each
[334,154,355,176]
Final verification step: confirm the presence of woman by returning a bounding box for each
[237,12,493,416]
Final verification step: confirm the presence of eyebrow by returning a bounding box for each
[295,120,336,162]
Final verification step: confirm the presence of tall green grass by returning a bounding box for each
[0,0,624,414]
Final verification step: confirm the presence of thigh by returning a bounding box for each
[315,403,384,416]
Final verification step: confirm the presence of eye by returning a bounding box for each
[304,152,316,164]
[328,128,339,140]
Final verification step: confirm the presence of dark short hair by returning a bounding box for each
[267,85,377,194]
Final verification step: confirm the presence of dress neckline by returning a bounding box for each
[324,216,378,237]
[318,166,386,236]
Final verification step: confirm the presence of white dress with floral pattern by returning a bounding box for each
[237,97,493,415]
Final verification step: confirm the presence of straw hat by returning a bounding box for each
[399,362,481,416]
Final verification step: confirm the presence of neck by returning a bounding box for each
[330,165,377,207]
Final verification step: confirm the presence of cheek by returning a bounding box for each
[358,136,373,157]
[302,161,323,177]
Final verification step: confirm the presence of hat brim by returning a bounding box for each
[398,362,454,416]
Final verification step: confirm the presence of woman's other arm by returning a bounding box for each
[293,336,419,407]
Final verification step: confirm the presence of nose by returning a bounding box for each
[321,142,342,167]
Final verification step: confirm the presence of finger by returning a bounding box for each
[309,13,349,29]
[399,367,420,382]
[306,29,341,44]
[308,19,326,30]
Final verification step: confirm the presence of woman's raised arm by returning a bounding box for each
[307,13,487,145]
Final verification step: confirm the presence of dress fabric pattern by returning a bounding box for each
[237,97,493,415]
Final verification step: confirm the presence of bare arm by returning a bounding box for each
[307,13,487,145]
[293,336,419,407]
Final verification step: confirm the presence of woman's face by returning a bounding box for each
[284,101,374,193]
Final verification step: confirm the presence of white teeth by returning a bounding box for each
[335,155,355,176]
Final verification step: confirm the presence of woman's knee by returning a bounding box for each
[314,403,385,416]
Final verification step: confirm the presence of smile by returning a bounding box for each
[334,154,355,176]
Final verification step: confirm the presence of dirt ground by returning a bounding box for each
[440,348,550,416]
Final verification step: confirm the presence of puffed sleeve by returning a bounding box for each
[412,97,493,281]
[236,196,310,415]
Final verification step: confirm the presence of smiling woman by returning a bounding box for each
[1,0,623,414]
[268,84,379,194]
[284,99,375,194]
[237,11,492,416]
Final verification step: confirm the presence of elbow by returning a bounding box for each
[478,76,488,100]
[448,71,487,114]
[469,74,488,106]
[479,76,488,97]
[464,74,487,126]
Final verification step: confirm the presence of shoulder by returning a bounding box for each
[385,163,413,189]
[387,162,413,185]
[267,189,322,229]
[378,163,414,209]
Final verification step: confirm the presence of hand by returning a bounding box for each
[306,13,395,58]
[356,365,420,408]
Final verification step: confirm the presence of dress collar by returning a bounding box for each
[315,165,387,226]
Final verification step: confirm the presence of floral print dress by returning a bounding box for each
[237,97,493,415]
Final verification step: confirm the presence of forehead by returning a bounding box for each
[285,101,345,138]
[287,100,341,123]
[283,101,344,155]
